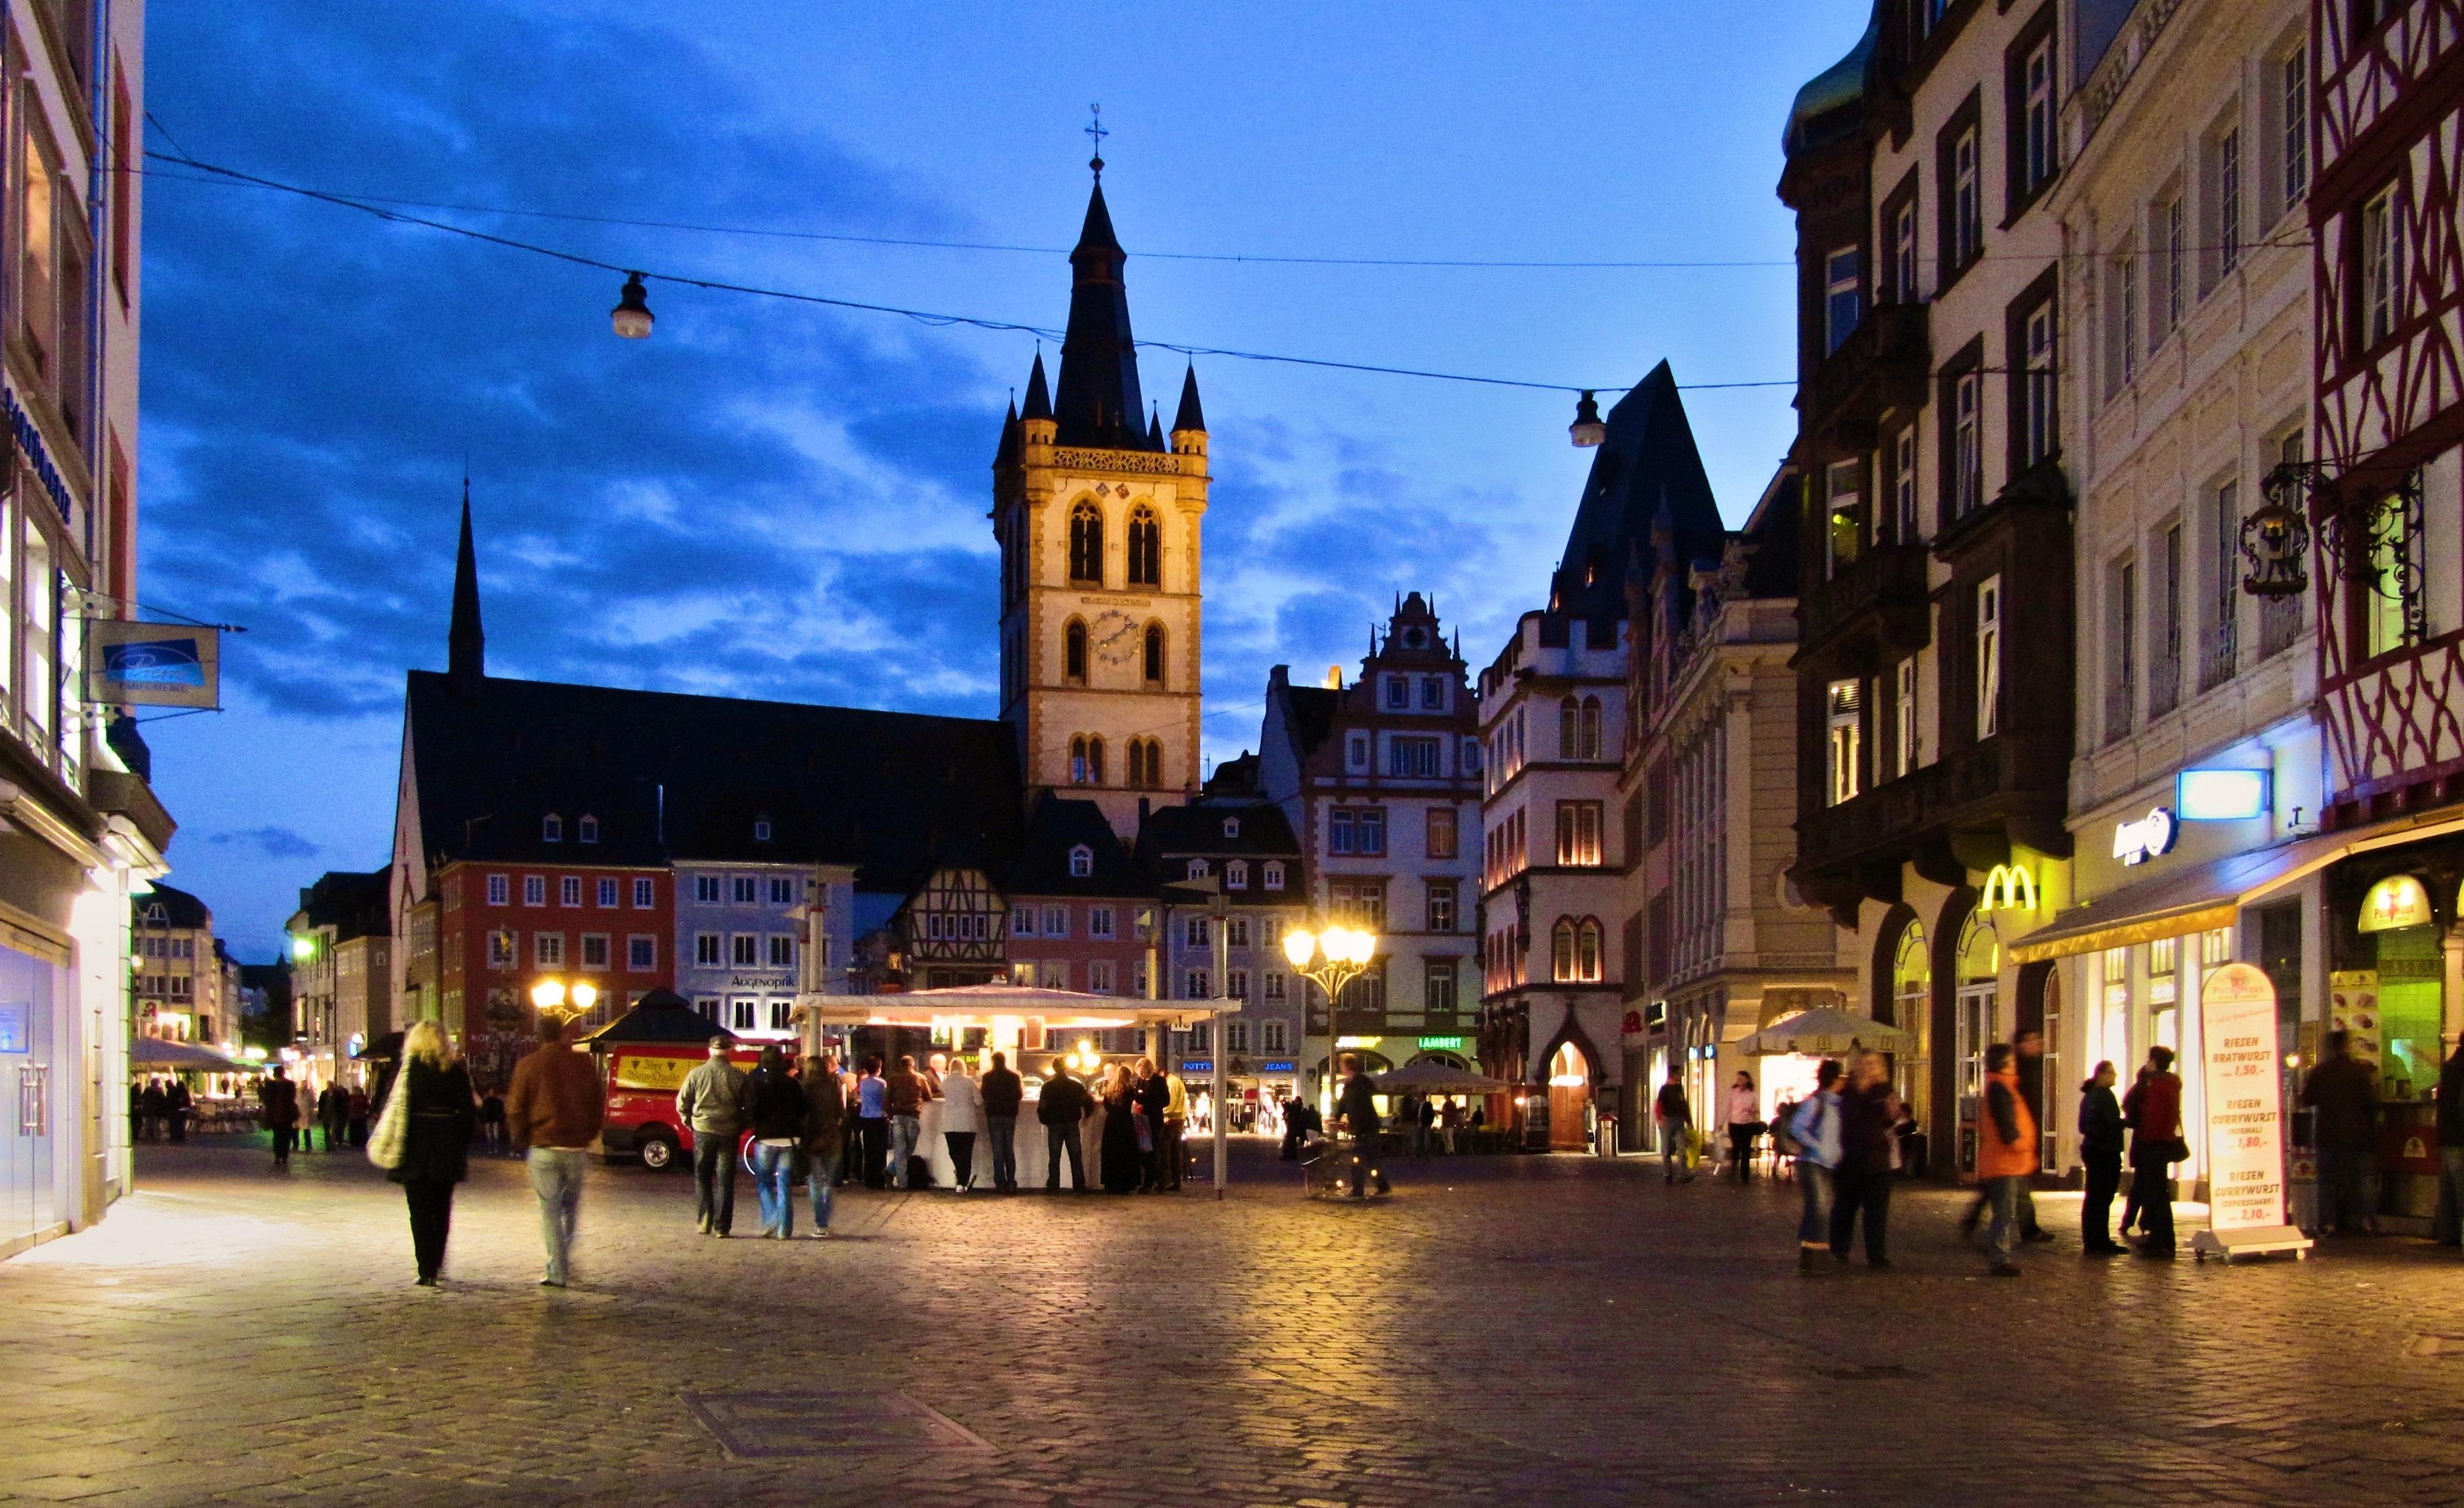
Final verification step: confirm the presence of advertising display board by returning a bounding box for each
[2192,963,2312,1262]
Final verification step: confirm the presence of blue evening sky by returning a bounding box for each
[140,1,1865,958]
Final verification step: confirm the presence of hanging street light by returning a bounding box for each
[1569,390,1606,448]
[611,272,654,339]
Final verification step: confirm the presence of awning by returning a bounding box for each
[2008,810,2464,964]
[129,1037,260,1073]
[793,983,1233,1030]
[1737,1006,1913,1057]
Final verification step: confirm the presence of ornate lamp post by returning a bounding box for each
[1282,923,1378,1115]
[529,978,597,1030]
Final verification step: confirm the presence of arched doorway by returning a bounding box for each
[1953,909,2001,1173]
[1547,1040,1592,1152]
[1890,921,1931,1140]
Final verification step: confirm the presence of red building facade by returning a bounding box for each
[438,858,672,1086]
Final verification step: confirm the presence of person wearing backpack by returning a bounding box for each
[1788,1060,1845,1270]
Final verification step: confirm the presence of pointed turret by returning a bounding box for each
[1051,180,1147,449]
[993,398,1021,468]
[1173,364,1206,433]
[1146,405,1164,451]
[1021,351,1053,421]
[448,484,485,704]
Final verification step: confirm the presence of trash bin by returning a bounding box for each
[1595,1113,1619,1158]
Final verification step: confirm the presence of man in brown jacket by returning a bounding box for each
[505,1016,606,1287]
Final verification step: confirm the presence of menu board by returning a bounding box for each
[2202,963,2288,1234]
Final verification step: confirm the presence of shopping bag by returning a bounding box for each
[366,1082,409,1171]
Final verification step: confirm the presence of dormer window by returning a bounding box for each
[1227,860,1249,890]
[1262,861,1286,891]
[577,815,599,845]
[1068,844,1094,879]
[1186,858,1211,880]
[754,818,773,843]
[542,814,563,843]
[1223,817,1241,839]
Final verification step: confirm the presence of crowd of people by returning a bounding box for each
[128,1077,194,1142]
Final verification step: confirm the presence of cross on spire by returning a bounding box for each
[1086,103,1107,178]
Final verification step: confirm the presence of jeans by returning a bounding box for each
[753,1142,797,1236]
[1658,1120,1690,1181]
[945,1132,976,1189]
[859,1118,889,1187]
[1349,1134,1389,1195]
[987,1116,1018,1189]
[1794,1162,1835,1246]
[1047,1123,1086,1189]
[2131,1158,2177,1248]
[1829,1167,1891,1263]
[405,1179,455,1281]
[526,1147,586,1282]
[807,1144,840,1230]
[693,1132,737,1234]
[1728,1125,1757,1181]
[891,1114,924,1187]
[2082,1147,2123,1247]
[2318,1142,2375,1234]
[1985,1175,2023,1264]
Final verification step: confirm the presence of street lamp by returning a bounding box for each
[531,977,597,1028]
[1569,390,1606,447]
[1284,923,1378,1110]
[611,272,654,339]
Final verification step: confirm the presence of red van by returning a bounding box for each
[582,991,771,1169]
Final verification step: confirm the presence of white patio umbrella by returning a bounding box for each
[1736,1006,1914,1058]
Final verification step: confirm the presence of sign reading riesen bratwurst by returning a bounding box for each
[2201,963,2288,1233]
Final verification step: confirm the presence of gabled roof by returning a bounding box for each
[405,671,1022,894]
[1000,793,1145,898]
[295,870,390,941]
[1281,684,1341,761]
[1549,361,1725,621]
[134,881,209,930]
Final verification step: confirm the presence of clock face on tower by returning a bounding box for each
[1090,610,1139,666]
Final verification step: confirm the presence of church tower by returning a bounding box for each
[995,166,1209,840]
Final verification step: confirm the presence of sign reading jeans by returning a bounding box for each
[2192,963,2313,1262]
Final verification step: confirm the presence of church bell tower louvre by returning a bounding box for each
[995,160,1209,843]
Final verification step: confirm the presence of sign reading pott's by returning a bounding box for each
[85,620,221,709]
[2192,963,2313,1264]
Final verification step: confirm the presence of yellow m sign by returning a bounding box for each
[1982,863,2037,912]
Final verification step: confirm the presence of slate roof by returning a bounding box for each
[134,881,209,930]
[1134,800,1306,908]
[998,793,1145,898]
[295,869,390,941]
[405,671,1023,894]
[1281,684,1340,761]
[1549,361,1727,621]
[1051,181,1160,451]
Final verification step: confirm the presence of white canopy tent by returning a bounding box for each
[1737,1006,1914,1058]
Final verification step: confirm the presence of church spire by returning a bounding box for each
[1052,177,1147,449]
[448,481,485,703]
[1173,364,1206,433]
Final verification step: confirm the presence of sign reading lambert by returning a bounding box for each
[2191,963,2313,1263]
[85,621,219,709]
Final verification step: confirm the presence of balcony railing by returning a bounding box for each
[1802,301,1931,443]
[1802,543,1931,654]
[1796,731,2069,879]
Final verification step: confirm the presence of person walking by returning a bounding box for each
[2128,1044,2187,1258]
[1040,1061,1091,1191]
[1787,1060,1844,1271]
[327,1083,354,1153]
[1655,1068,1695,1185]
[939,1057,984,1192]
[1099,1065,1144,1194]
[503,1015,605,1287]
[855,1055,890,1188]
[1960,1028,2051,1242]
[2301,1030,2379,1238]
[260,1065,300,1169]
[389,1021,476,1287]
[1978,1043,2039,1277]
[139,1079,167,1144]
[980,1051,1023,1192]
[800,1053,846,1236]
[1282,1094,1322,1160]
[2078,1061,2127,1254]
[743,1045,807,1238]
[676,1038,750,1236]
[885,1055,931,1189]
[345,1085,370,1147]
[1721,1071,1761,1181]
[1333,1053,1391,1197]
[166,1079,193,1143]
[478,1090,507,1156]
[1828,1052,1901,1269]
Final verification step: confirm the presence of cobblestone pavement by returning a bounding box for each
[8,1141,2464,1507]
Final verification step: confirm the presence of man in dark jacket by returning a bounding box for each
[504,1016,607,1287]
[980,1052,1024,1192]
[2077,1061,2126,1253]
[1039,1063,1092,1191]
[2302,1030,2380,1236]
[800,1053,847,1235]
[1334,1054,1389,1197]
[260,1067,300,1167]
[1655,1069,1694,1185]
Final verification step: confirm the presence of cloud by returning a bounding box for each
[207,826,324,860]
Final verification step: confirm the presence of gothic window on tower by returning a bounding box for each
[1065,618,1088,683]
[1069,499,1104,584]
[1070,735,1105,786]
[1127,504,1161,588]
[1143,624,1166,687]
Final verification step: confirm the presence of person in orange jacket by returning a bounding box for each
[1978,1042,2039,1278]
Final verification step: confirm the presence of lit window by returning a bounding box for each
[1827,679,1863,805]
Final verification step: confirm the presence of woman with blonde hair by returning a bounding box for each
[391,1020,476,1286]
